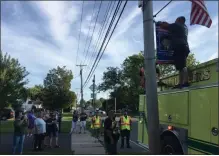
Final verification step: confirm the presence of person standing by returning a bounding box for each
[92,111,101,141]
[158,16,190,88]
[27,110,36,137]
[12,111,28,154]
[70,110,78,134]
[47,114,60,148]
[33,111,46,151]
[79,109,87,134]
[104,110,118,154]
[119,111,132,149]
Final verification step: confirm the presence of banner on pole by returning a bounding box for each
[155,25,174,64]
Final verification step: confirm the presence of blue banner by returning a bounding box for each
[156,25,174,64]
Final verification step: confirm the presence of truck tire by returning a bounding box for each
[161,133,183,155]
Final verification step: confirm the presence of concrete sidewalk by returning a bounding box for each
[71,132,105,155]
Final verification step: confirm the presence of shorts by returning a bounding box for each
[48,130,58,138]
[80,121,86,128]
[172,45,190,70]
[72,121,77,129]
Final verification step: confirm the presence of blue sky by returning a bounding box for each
[1,1,218,101]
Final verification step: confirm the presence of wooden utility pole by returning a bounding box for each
[76,64,87,108]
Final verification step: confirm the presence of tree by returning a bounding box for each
[98,67,123,92]
[0,51,29,109]
[42,66,76,109]
[98,52,199,114]
[27,85,44,101]
[159,53,200,77]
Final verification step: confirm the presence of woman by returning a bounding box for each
[70,110,78,134]
[12,111,28,154]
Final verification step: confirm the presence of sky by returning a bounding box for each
[1,1,218,101]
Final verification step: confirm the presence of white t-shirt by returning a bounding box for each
[34,118,46,134]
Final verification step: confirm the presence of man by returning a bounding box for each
[33,111,46,151]
[92,111,101,141]
[79,109,87,134]
[57,110,62,133]
[47,113,60,148]
[71,110,78,134]
[119,111,132,149]
[104,110,118,154]
[12,111,28,154]
[158,16,190,88]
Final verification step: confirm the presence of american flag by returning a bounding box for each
[190,0,212,28]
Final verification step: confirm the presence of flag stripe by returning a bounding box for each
[190,0,212,28]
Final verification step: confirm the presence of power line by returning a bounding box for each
[153,0,172,18]
[84,1,116,74]
[83,0,123,87]
[84,1,128,87]
[82,0,103,65]
[75,1,84,67]
[80,1,97,64]
[84,0,128,88]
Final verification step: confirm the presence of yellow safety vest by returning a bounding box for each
[120,116,131,130]
[93,116,101,129]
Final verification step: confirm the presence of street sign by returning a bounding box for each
[91,93,97,99]
[89,84,97,91]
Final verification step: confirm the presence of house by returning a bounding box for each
[21,98,43,112]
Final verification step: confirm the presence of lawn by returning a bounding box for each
[0,113,72,133]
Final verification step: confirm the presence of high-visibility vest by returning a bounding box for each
[120,116,131,130]
[93,116,101,129]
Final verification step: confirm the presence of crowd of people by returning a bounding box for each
[12,109,61,154]
[88,109,132,155]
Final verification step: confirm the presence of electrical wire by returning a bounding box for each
[83,0,128,88]
[84,1,128,88]
[83,0,122,87]
[75,1,84,66]
[82,0,103,65]
[84,1,115,74]
[80,1,97,64]
[153,0,172,18]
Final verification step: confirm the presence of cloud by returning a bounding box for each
[1,1,218,101]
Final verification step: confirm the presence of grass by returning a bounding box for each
[0,113,72,134]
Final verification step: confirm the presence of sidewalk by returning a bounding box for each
[71,132,105,155]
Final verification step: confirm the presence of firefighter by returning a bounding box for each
[119,110,132,148]
[92,111,101,141]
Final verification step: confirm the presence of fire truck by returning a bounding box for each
[138,58,219,154]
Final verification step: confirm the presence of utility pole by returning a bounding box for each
[92,75,96,110]
[76,64,87,108]
[141,0,160,154]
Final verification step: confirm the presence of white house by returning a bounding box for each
[21,98,43,112]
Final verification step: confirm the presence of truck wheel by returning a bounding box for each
[161,134,183,155]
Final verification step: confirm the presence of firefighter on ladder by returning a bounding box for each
[92,111,101,141]
[119,110,132,149]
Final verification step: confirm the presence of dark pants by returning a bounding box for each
[121,129,130,147]
[34,134,44,150]
[172,44,190,70]
[105,141,117,154]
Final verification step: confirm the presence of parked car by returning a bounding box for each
[0,108,14,120]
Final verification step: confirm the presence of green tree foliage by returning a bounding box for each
[27,85,44,101]
[42,66,76,109]
[0,51,29,109]
[98,52,199,113]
